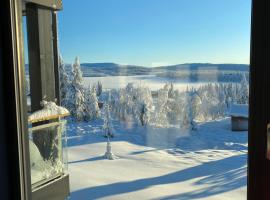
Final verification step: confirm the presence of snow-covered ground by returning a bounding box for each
[67,117,247,200]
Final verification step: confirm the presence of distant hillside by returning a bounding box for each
[80,63,151,76]
[155,63,249,72]
[25,62,249,78]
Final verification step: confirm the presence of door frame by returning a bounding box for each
[0,0,31,199]
[248,1,270,200]
[2,0,270,199]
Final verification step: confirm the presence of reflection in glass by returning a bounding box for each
[29,120,67,187]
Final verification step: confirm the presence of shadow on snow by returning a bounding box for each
[71,154,247,200]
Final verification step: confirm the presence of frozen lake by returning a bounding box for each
[83,75,219,91]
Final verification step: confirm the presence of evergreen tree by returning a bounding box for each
[66,57,86,121]
[59,55,69,107]
[85,86,100,120]
[153,86,169,127]
[134,85,153,126]
[96,81,103,97]
[180,93,197,130]
[103,103,113,138]
[238,73,249,104]
[190,92,201,120]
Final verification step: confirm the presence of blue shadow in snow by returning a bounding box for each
[68,156,104,164]
[71,154,247,200]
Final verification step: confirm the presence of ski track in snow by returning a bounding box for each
[67,117,247,200]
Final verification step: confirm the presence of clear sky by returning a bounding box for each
[58,0,251,66]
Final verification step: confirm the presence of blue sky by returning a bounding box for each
[58,0,251,66]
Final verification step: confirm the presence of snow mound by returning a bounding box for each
[29,140,44,167]
[104,140,118,160]
[29,101,70,122]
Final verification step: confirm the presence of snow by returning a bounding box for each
[28,101,69,122]
[67,118,247,200]
[230,104,248,118]
[63,71,248,199]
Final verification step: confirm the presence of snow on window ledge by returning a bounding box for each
[28,101,70,123]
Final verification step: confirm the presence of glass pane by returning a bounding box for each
[29,121,67,187]
[58,1,250,199]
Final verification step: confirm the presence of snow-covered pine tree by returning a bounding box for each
[59,55,69,107]
[96,81,103,97]
[153,85,169,127]
[166,89,183,124]
[168,82,174,98]
[238,73,249,104]
[66,56,87,121]
[216,83,226,117]
[103,103,114,138]
[180,92,197,130]
[103,103,117,160]
[85,85,100,120]
[133,84,153,126]
[196,83,223,121]
[190,91,201,121]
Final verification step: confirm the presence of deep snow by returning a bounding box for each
[67,117,247,200]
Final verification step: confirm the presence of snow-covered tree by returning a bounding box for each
[168,83,174,98]
[190,91,201,120]
[96,81,103,97]
[133,84,153,126]
[59,55,69,107]
[237,73,249,104]
[103,103,117,160]
[103,103,113,138]
[66,57,87,121]
[196,83,225,121]
[152,85,169,127]
[110,83,153,126]
[180,95,197,130]
[166,89,184,124]
[85,85,100,120]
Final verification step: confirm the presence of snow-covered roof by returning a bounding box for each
[28,101,70,123]
[230,104,248,118]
